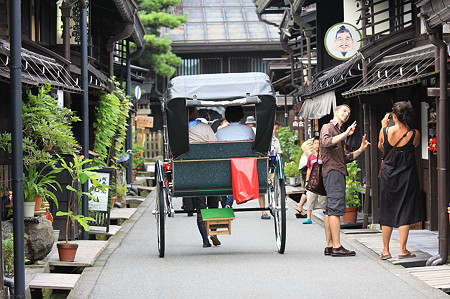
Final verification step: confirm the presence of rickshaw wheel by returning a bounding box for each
[269,171,286,254]
[155,162,166,258]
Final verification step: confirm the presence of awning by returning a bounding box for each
[302,54,361,99]
[87,63,108,88]
[0,38,82,93]
[343,45,436,98]
[298,90,336,120]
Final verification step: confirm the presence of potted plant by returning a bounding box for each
[55,154,104,261]
[343,161,363,223]
[115,181,128,203]
[284,163,299,185]
[131,142,145,182]
[0,85,80,167]
[23,164,62,217]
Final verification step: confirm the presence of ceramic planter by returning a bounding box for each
[287,177,296,186]
[24,202,35,218]
[53,230,60,242]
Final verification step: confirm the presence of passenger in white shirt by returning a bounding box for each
[216,106,255,141]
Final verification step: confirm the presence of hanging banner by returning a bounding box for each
[324,22,361,60]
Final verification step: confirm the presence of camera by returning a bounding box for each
[387,112,393,120]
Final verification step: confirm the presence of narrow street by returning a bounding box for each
[68,192,447,299]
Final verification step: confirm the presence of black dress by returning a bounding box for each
[379,128,425,227]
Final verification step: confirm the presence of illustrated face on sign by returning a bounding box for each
[332,26,355,57]
[325,23,360,60]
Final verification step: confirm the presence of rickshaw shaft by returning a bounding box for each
[174,207,270,214]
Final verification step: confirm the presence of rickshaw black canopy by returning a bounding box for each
[162,72,277,158]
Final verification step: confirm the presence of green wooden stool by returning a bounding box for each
[201,208,235,236]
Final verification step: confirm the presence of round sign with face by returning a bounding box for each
[324,22,361,60]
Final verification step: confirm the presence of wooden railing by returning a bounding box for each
[143,131,163,159]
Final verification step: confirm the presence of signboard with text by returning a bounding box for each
[88,172,110,212]
[136,116,154,128]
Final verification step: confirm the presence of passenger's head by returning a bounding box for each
[245,116,256,127]
[392,101,414,128]
[225,106,244,123]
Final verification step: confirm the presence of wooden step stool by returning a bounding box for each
[201,208,235,236]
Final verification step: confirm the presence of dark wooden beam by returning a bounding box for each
[427,87,450,97]
[172,42,283,54]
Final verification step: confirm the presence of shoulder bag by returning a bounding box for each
[305,152,327,196]
[378,128,411,178]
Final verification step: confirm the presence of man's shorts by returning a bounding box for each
[323,170,346,216]
[304,191,326,211]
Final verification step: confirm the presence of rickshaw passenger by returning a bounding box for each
[188,112,217,143]
[216,106,255,141]
[216,106,270,219]
[186,108,220,247]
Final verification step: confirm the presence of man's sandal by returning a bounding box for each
[295,209,307,218]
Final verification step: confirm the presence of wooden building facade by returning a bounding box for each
[253,0,450,263]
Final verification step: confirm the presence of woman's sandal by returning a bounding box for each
[380,253,392,260]
[398,251,416,259]
[295,209,307,218]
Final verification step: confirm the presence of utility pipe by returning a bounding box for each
[360,0,371,228]
[78,0,89,240]
[10,0,25,297]
[126,38,145,184]
[61,1,72,108]
[424,21,449,266]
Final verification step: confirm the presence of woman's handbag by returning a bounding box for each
[305,158,327,196]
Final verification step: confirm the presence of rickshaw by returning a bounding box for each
[153,72,286,257]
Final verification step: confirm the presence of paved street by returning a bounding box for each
[69,192,448,299]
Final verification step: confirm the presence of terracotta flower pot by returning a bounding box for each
[44,212,53,223]
[34,195,43,211]
[342,207,358,223]
[57,243,79,262]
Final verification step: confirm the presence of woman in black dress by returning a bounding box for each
[377,101,424,260]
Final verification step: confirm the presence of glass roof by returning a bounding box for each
[164,0,282,43]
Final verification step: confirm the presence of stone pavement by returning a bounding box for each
[65,192,448,298]
[311,204,448,292]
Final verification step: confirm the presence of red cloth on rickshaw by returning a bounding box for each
[230,157,259,204]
